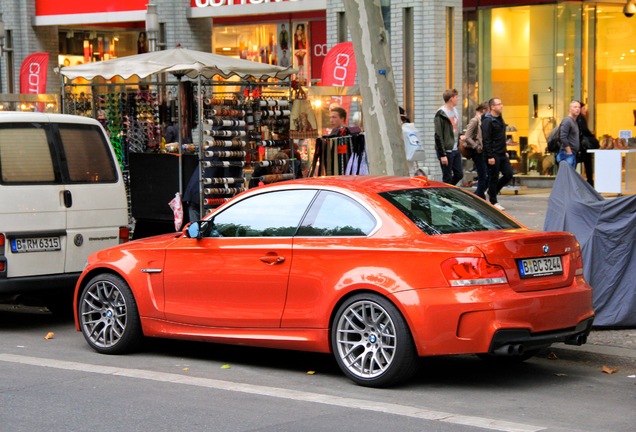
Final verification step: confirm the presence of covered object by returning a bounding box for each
[544,161,636,327]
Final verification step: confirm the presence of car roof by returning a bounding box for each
[0,112,101,126]
[260,175,448,194]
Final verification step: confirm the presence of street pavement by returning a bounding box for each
[470,184,636,372]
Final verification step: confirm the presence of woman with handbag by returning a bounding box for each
[577,103,598,187]
[464,102,490,199]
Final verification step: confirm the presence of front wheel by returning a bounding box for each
[331,294,418,387]
[78,273,142,354]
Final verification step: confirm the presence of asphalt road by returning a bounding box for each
[1,304,635,432]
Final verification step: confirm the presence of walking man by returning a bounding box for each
[481,97,513,211]
[434,89,464,186]
[557,100,581,168]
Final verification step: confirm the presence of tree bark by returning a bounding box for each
[343,0,409,176]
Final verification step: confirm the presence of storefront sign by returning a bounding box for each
[20,52,49,95]
[194,0,297,6]
[321,42,356,88]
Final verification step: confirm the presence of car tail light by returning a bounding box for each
[441,257,507,286]
[119,226,131,244]
[0,234,4,254]
[572,246,584,276]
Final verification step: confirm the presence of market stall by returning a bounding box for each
[58,46,296,237]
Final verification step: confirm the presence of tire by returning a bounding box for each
[78,273,142,355]
[331,293,418,388]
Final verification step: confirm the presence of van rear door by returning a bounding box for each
[0,122,66,277]
[56,122,129,273]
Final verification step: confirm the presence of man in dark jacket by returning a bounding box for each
[481,97,513,211]
[434,89,464,185]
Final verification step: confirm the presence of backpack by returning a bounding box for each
[547,126,561,153]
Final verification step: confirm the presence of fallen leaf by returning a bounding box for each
[547,351,558,360]
[554,373,568,377]
[221,364,231,369]
[306,370,316,375]
[182,367,189,371]
[602,366,619,374]
[44,332,54,340]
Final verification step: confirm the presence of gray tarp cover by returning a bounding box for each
[544,161,636,327]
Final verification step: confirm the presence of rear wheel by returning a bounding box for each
[78,273,142,354]
[331,293,418,388]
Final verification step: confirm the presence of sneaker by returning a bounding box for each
[493,202,505,211]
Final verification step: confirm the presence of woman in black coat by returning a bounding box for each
[577,103,598,187]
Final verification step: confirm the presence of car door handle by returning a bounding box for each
[63,190,73,208]
[260,255,285,265]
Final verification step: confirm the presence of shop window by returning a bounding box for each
[595,5,636,138]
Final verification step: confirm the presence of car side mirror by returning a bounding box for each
[187,221,201,239]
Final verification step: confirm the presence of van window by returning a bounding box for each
[58,125,117,183]
[0,127,55,183]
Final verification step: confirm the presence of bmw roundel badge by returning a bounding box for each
[542,244,550,254]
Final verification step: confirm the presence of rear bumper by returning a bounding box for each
[487,316,594,354]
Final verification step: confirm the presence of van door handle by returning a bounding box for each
[63,190,72,208]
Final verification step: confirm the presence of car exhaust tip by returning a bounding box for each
[493,343,524,356]
[564,334,587,346]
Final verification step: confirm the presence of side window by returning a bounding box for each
[0,126,55,183]
[297,191,376,236]
[213,189,317,237]
[58,125,118,183]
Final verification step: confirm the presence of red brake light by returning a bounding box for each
[119,227,131,244]
[441,257,507,286]
[0,234,4,247]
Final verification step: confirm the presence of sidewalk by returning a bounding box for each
[476,185,636,372]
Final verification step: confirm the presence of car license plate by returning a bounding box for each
[518,256,563,278]
[10,236,61,253]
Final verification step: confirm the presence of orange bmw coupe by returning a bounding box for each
[74,176,594,387]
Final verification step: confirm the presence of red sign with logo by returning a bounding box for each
[20,52,49,95]
[321,42,356,87]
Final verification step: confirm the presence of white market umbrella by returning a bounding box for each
[58,45,296,81]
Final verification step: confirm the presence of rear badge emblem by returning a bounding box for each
[543,244,550,254]
[74,234,84,247]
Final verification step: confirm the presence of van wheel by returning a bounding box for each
[78,273,142,354]
[331,294,418,388]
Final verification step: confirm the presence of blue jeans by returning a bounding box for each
[556,150,577,168]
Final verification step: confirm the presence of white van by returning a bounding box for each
[0,112,129,313]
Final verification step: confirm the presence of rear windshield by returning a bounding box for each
[380,187,521,235]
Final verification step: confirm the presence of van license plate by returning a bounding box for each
[11,237,61,253]
[518,256,563,278]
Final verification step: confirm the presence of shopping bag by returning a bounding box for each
[168,192,183,231]
[402,123,425,161]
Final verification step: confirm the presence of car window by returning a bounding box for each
[297,190,376,236]
[380,187,520,234]
[0,126,55,183]
[58,125,118,183]
[212,189,317,237]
